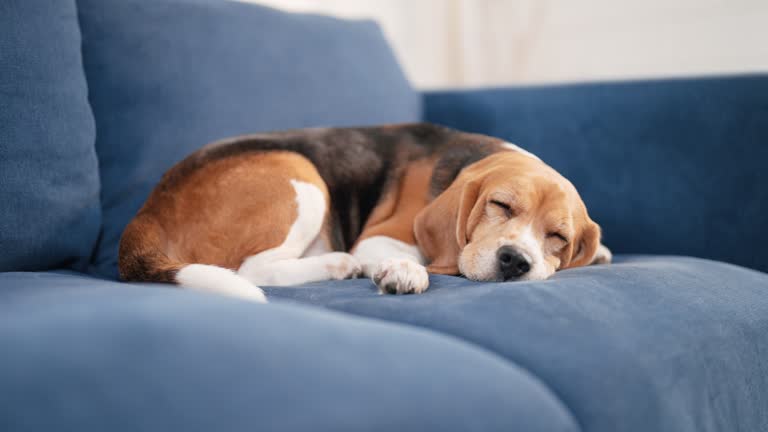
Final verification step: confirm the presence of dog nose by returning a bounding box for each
[497,246,530,279]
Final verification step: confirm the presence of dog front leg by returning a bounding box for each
[351,235,429,295]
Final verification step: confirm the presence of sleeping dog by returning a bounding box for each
[119,123,611,302]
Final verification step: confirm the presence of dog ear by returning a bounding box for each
[414,179,481,275]
[563,220,601,269]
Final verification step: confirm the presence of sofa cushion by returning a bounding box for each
[0,0,100,272]
[76,0,421,279]
[266,256,768,432]
[0,272,577,432]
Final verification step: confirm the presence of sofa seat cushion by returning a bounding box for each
[265,255,768,432]
[0,271,577,432]
[0,0,100,272]
[76,0,421,279]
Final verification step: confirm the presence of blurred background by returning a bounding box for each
[244,0,768,89]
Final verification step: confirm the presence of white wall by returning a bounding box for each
[241,0,768,89]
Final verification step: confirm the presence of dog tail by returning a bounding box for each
[118,216,267,303]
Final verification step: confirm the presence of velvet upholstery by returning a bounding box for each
[0,0,100,272]
[266,255,768,432]
[0,271,577,432]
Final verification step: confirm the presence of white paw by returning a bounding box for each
[372,259,429,295]
[592,244,613,265]
[325,253,362,280]
[233,286,268,303]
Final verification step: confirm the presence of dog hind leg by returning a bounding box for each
[237,179,360,286]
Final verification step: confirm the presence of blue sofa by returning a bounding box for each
[1,0,767,431]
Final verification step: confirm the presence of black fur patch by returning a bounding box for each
[164,123,504,249]
[119,252,177,283]
[429,142,497,197]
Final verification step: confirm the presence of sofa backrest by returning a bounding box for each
[0,0,101,272]
[75,0,420,279]
[424,76,768,272]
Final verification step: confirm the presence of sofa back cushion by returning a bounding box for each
[0,0,100,272]
[77,0,420,279]
[424,76,768,272]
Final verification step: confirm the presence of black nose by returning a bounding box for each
[497,246,530,279]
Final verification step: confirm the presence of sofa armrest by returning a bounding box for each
[423,75,768,272]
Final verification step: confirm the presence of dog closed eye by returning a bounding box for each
[489,200,514,218]
[547,232,568,243]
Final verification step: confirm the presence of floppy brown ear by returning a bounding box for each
[564,220,601,269]
[414,180,481,275]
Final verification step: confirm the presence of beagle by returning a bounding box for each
[119,123,610,302]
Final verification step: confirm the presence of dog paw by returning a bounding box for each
[372,259,429,295]
[592,244,613,265]
[325,253,362,280]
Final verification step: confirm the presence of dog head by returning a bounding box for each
[414,151,601,281]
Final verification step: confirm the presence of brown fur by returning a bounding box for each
[119,151,328,281]
[119,123,602,287]
[354,158,436,247]
[415,152,601,278]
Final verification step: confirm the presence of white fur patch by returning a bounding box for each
[238,180,361,286]
[372,258,429,295]
[512,225,555,280]
[495,224,554,281]
[458,247,496,281]
[244,253,361,286]
[352,236,429,294]
[514,224,550,280]
[240,180,326,272]
[502,142,541,161]
[352,236,424,275]
[176,264,267,303]
[302,232,332,257]
[592,244,613,265]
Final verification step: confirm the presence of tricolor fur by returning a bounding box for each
[119,123,610,302]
